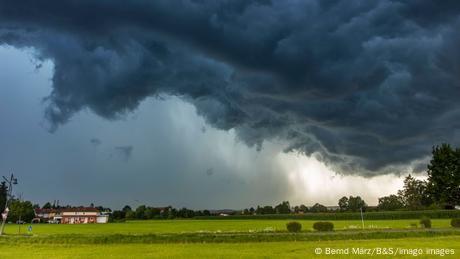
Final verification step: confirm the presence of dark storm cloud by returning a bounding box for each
[1,0,460,174]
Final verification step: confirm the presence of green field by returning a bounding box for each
[1,219,460,258]
[3,219,454,235]
[1,236,459,258]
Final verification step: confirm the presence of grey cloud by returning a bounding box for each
[90,138,101,146]
[114,146,133,160]
[1,0,460,175]
[206,168,214,176]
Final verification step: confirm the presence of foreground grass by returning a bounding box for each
[2,236,459,258]
[2,228,460,244]
[4,219,453,235]
[2,220,459,258]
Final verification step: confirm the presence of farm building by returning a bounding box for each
[33,208,62,223]
[34,207,109,224]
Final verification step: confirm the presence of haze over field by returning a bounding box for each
[1,0,459,209]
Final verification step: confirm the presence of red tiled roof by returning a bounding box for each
[62,207,99,213]
[34,208,61,214]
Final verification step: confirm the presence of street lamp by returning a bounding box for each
[0,174,18,236]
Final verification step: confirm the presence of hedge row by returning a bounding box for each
[195,210,460,220]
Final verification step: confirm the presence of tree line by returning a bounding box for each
[1,144,459,222]
[377,144,460,211]
[228,144,460,214]
[111,205,212,221]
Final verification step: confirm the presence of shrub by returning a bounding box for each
[313,221,334,231]
[286,221,302,233]
[420,217,431,228]
[451,218,460,228]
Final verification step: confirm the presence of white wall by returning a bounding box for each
[97,215,108,223]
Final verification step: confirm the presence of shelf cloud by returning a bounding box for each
[1,0,460,175]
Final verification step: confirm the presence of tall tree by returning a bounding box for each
[338,196,349,211]
[347,196,367,212]
[427,144,460,206]
[274,201,290,214]
[0,181,7,210]
[125,210,135,220]
[135,205,146,219]
[378,194,404,211]
[299,204,309,213]
[262,205,275,214]
[8,200,35,223]
[42,202,52,209]
[397,174,430,210]
[122,205,132,212]
[310,203,328,213]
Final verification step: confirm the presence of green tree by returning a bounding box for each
[42,202,52,209]
[112,210,125,220]
[397,174,430,210]
[125,210,135,219]
[160,206,176,219]
[144,207,155,219]
[427,144,460,206]
[347,196,367,212]
[338,196,349,211]
[310,203,328,213]
[8,200,35,223]
[377,194,404,211]
[0,181,7,210]
[135,205,146,219]
[122,205,132,212]
[299,204,309,213]
[262,205,275,214]
[275,201,291,214]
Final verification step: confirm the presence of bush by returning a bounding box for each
[420,217,431,228]
[313,221,334,231]
[286,221,302,233]
[451,218,460,228]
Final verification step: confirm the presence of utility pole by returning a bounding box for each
[17,192,23,235]
[360,207,365,230]
[0,174,18,236]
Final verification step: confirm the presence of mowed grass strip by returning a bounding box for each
[1,228,460,244]
[3,219,454,235]
[1,236,459,259]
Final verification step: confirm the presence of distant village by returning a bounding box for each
[34,207,109,224]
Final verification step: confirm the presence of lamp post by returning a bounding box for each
[0,174,18,236]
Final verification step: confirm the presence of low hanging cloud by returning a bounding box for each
[1,0,460,175]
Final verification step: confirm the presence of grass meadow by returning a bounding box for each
[1,236,459,258]
[1,219,459,258]
[3,219,454,235]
